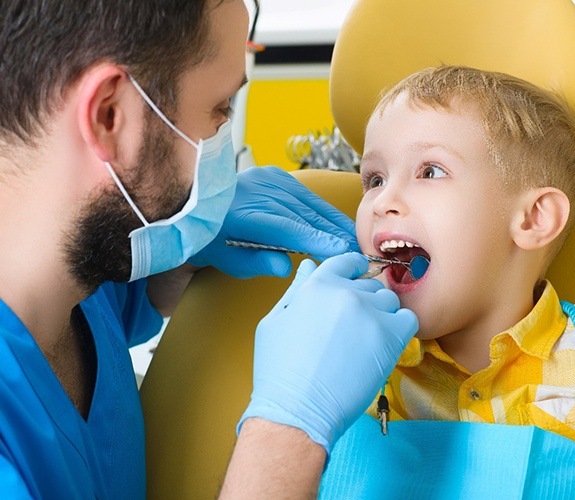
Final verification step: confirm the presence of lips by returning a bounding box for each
[377,238,430,284]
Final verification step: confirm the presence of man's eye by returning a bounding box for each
[419,163,448,179]
[220,105,234,118]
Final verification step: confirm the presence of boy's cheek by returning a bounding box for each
[355,205,371,251]
[354,211,371,252]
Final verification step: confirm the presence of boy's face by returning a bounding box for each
[356,93,516,341]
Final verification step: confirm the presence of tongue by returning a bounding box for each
[391,263,413,284]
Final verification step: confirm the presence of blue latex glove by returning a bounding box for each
[188,166,360,278]
[237,253,418,454]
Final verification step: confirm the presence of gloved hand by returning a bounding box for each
[237,253,418,454]
[188,166,360,278]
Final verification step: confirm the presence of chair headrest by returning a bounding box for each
[330,0,575,155]
[329,0,575,301]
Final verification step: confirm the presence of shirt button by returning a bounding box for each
[469,389,481,400]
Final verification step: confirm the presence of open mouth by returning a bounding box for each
[379,239,430,285]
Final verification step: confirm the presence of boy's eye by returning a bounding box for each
[362,173,386,191]
[419,163,448,179]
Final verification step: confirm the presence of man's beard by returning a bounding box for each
[64,118,191,295]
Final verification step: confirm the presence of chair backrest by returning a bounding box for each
[330,0,575,302]
[140,170,363,498]
[141,1,575,497]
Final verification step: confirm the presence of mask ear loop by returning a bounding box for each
[104,161,149,226]
[126,73,204,210]
[104,75,206,228]
[127,74,201,151]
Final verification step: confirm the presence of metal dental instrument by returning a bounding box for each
[225,240,429,280]
[354,254,430,280]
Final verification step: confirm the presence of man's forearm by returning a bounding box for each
[219,418,326,499]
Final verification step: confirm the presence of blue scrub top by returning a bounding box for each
[0,280,163,498]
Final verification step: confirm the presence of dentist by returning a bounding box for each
[0,0,417,497]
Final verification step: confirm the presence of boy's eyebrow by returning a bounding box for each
[360,141,464,167]
[410,141,464,160]
[360,150,381,164]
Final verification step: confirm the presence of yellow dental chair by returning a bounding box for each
[140,1,575,497]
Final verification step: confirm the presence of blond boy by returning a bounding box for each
[356,66,575,439]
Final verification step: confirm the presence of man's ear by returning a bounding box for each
[511,187,570,250]
[76,64,135,163]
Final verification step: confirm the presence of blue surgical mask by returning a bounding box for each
[104,76,237,282]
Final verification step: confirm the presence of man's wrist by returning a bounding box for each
[220,418,326,499]
[239,417,325,450]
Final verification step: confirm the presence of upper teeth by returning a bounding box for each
[380,240,419,252]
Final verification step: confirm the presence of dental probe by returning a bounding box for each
[225,240,429,280]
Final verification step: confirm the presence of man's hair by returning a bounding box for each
[376,65,575,250]
[0,0,224,145]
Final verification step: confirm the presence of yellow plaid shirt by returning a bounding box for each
[369,281,575,441]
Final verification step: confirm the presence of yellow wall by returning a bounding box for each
[245,78,334,171]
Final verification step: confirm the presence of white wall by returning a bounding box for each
[249,0,355,46]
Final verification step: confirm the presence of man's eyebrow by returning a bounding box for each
[410,141,464,160]
[237,74,249,92]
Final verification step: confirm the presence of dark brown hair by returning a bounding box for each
[0,0,219,145]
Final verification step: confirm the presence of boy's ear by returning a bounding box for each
[76,64,133,163]
[511,187,570,250]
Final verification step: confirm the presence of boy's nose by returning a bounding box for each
[372,183,409,217]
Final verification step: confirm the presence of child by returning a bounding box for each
[356,66,575,440]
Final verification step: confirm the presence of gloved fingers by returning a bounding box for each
[269,195,359,252]
[232,211,354,257]
[350,277,387,293]
[236,166,359,251]
[261,166,358,237]
[293,258,318,282]
[188,240,294,278]
[385,307,419,339]
[268,259,317,314]
[312,252,371,280]
[224,249,294,278]
[367,287,402,312]
[264,193,358,251]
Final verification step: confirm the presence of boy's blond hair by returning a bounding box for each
[375,65,575,254]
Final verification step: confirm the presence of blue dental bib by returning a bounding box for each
[319,415,575,499]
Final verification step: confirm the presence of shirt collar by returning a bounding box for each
[397,281,566,367]
[504,280,566,359]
